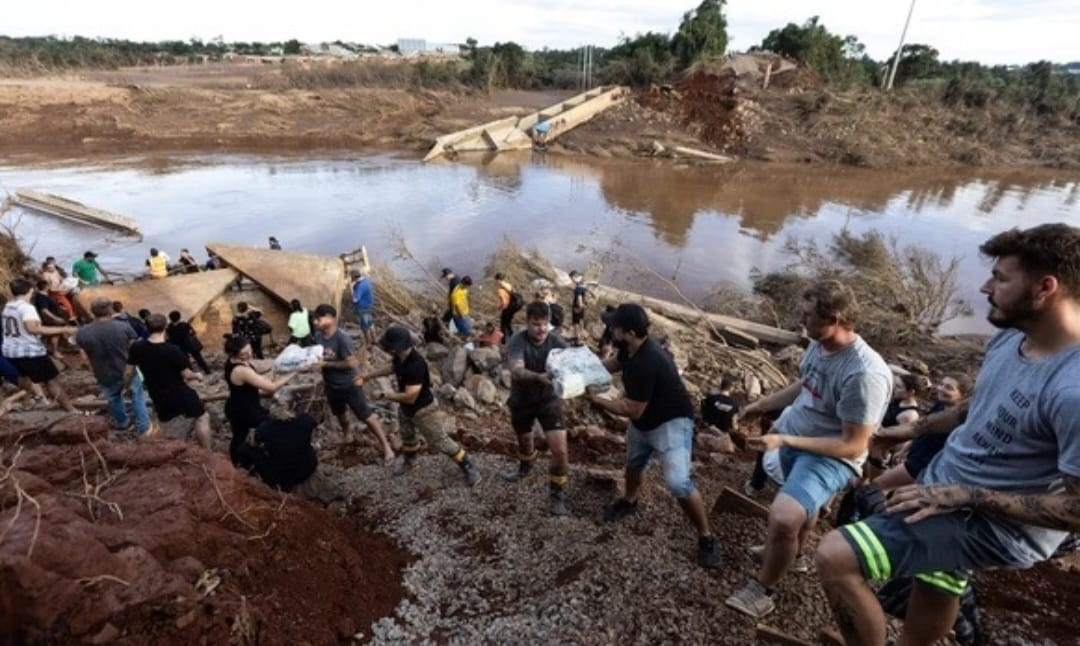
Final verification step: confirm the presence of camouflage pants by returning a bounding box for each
[400,403,460,457]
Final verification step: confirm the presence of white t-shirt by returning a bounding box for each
[2,299,47,359]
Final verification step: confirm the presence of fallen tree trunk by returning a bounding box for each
[589,283,803,347]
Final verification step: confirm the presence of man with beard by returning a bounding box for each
[588,303,722,568]
[503,301,572,515]
[814,223,1080,646]
[726,281,892,617]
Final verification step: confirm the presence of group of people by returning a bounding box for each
[420,266,591,347]
[2,222,1077,646]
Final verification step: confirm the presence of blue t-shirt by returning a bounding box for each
[922,329,1080,564]
[352,277,374,311]
[773,336,892,473]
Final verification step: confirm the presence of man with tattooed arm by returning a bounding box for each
[815,223,1080,646]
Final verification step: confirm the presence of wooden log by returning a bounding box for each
[712,486,770,519]
[590,283,802,347]
[755,624,815,646]
[671,146,736,164]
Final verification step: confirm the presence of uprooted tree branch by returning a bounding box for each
[750,228,972,346]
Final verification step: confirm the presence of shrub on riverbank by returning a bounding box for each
[751,229,972,346]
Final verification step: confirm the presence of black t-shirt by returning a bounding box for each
[254,413,318,490]
[128,340,200,420]
[393,349,435,417]
[572,285,588,311]
[702,393,739,432]
[32,293,66,321]
[421,316,443,343]
[166,321,201,352]
[618,337,694,431]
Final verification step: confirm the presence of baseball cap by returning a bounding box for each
[440,267,454,278]
[378,326,413,352]
[602,303,650,335]
[349,268,362,278]
[83,250,98,259]
[312,304,337,319]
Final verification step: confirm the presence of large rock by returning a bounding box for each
[453,388,477,411]
[463,374,482,395]
[498,369,512,389]
[437,383,457,400]
[440,346,469,387]
[476,378,498,405]
[697,433,735,454]
[468,346,503,373]
[424,342,450,362]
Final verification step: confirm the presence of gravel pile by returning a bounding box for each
[330,453,852,646]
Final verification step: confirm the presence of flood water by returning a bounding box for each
[1,153,1077,335]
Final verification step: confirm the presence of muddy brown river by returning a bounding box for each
[1,153,1077,334]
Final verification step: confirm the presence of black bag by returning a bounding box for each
[507,290,524,313]
[835,484,888,526]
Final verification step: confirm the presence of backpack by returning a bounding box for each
[507,290,524,313]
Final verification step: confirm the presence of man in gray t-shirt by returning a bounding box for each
[727,280,891,620]
[817,223,1080,646]
[311,304,394,464]
[75,298,151,434]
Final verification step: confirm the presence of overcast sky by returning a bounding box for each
[4,0,1077,65]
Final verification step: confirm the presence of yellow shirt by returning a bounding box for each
[450,285,470,316]
[147,254,169,279]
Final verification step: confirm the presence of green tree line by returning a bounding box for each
[2,1,1077,123]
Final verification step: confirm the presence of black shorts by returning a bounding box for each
[156,387,206,422]
[510,397,566,434]
[839,510,1021,597]
[326,385,372,421]
[571,307,585,325]
[8,355,59,384]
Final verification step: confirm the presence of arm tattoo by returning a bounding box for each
[973,485,1080,533]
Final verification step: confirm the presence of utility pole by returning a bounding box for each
[885,0,917,91]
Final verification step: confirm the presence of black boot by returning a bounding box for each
[502,457,534,483]
[393,453,417,476]
[549,484,568,516]
[459,456,481,487]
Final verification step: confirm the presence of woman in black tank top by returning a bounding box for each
[223,335,299,466]
[882,374,924,428]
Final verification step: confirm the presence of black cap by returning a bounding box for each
[602,303,649,335]
[84,250,98,259]
[312,303,337,319]
[378,326,413,352]
[440,267,454,278]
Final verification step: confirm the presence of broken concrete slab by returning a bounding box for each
[206,243,346,314]
[75,268,240,323]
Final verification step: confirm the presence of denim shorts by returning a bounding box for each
[356,309,374,331]
[778,446,857,517]
[626,416,695,498]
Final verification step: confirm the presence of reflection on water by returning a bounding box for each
[0,153,1077,335]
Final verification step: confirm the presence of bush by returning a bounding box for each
[752,230,972,346]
